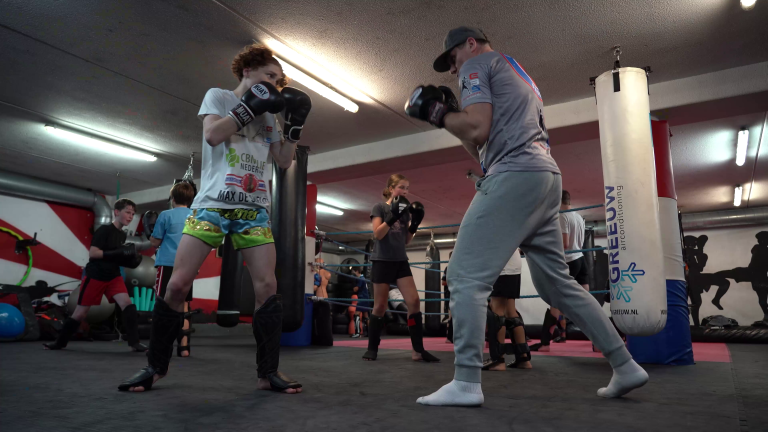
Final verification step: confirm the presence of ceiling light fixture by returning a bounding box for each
[741,0,756,11]
[44,125,156,162]
[734,185,743,207]
[266,39,372,103]
[434,238,456,243]
[275,58,359,113]
[316,203,344,215]
[736,128,749,166]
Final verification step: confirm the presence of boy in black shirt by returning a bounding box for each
[44,198,147,352]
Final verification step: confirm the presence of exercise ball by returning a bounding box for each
[0,303,26,339]
[66,288,115,323]
[124,255,156,289]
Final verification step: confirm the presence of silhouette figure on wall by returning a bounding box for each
[715,231,768,325]
[683,235,730,326]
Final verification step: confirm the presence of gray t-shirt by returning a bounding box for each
[458,51,560,176]
[370,202,410,261]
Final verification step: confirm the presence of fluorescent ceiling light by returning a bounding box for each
[276,58,359,113]
[741,0,756,10]
[734,185,743,207]
[434,238,456,243]
[266,39,372,104]
[736,129,749,166]
[317,203,344,215]
[44,125,156,162]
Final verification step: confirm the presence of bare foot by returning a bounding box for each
[257,378,302,394]
[514,361,533,370]
[128,374,164,392]
[486,361,506,371]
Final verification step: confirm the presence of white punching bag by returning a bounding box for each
[595,67,666,336]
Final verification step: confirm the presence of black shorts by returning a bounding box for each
[491,274,521,299]
[567,256,590,285]
[371,260,413,285]
[154,266,193,302]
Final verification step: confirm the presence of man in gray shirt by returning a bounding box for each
[405,26,647,406]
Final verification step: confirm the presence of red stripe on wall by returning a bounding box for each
[652,120,677,200]
[0,218,83,279]
[195,249,221,280]
[47,202,94,249]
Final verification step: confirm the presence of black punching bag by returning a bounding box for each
[364,239,374,297]
[218,236,244,327]
[271,145,308,332]
[583,227,599,302]
[424,239,441,335]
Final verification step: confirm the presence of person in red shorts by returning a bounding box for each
[44,198,147,352]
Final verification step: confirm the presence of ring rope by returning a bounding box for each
[320,265,443,293]
[324,203,604,236]
[315,298,449,316]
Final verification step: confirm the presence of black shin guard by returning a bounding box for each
[541,308,558,345]
[44,318,81,349]
[408,312,440,362]
[504,316,524,356]
[486,309,506,362]
[253,295,301,391]
[147,297,184,375]
[122,304,141,346]
[408,312,426,352]
[253,295,283,378]
[364,314,385,360]
[507,343,532,368]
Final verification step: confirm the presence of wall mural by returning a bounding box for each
[684,231,768,327]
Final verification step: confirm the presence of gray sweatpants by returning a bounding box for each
[447,171,632,383]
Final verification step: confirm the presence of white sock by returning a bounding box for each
[597,360,649,398]
[416,380,484,406]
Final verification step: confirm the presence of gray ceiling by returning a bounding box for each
[1,0,767,235]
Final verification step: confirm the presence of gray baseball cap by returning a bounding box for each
[433,26,489,72]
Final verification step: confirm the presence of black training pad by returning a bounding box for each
[1,328,764,432]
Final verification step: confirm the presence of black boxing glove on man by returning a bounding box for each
[404,85,455,128]
[438,86,460,114]
[387,196,410,227]
[227,82,286,131]
[281,87,312,142]
[408,201,425,234]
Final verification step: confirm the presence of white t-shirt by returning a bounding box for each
[388,288,404,309]
[560,211,585,262]
[499,249,522,275]
[193,88,283,210]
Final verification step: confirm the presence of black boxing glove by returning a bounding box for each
[228,82,286,131]
[386,195,410,227]
[281,87,312,142]
[142,210,158,240]
[404,85,452,128]
[408,201,425,234]
[438,86,460,114]
[102,244,142,269]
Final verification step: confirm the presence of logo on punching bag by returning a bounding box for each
[605,185,646,303]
